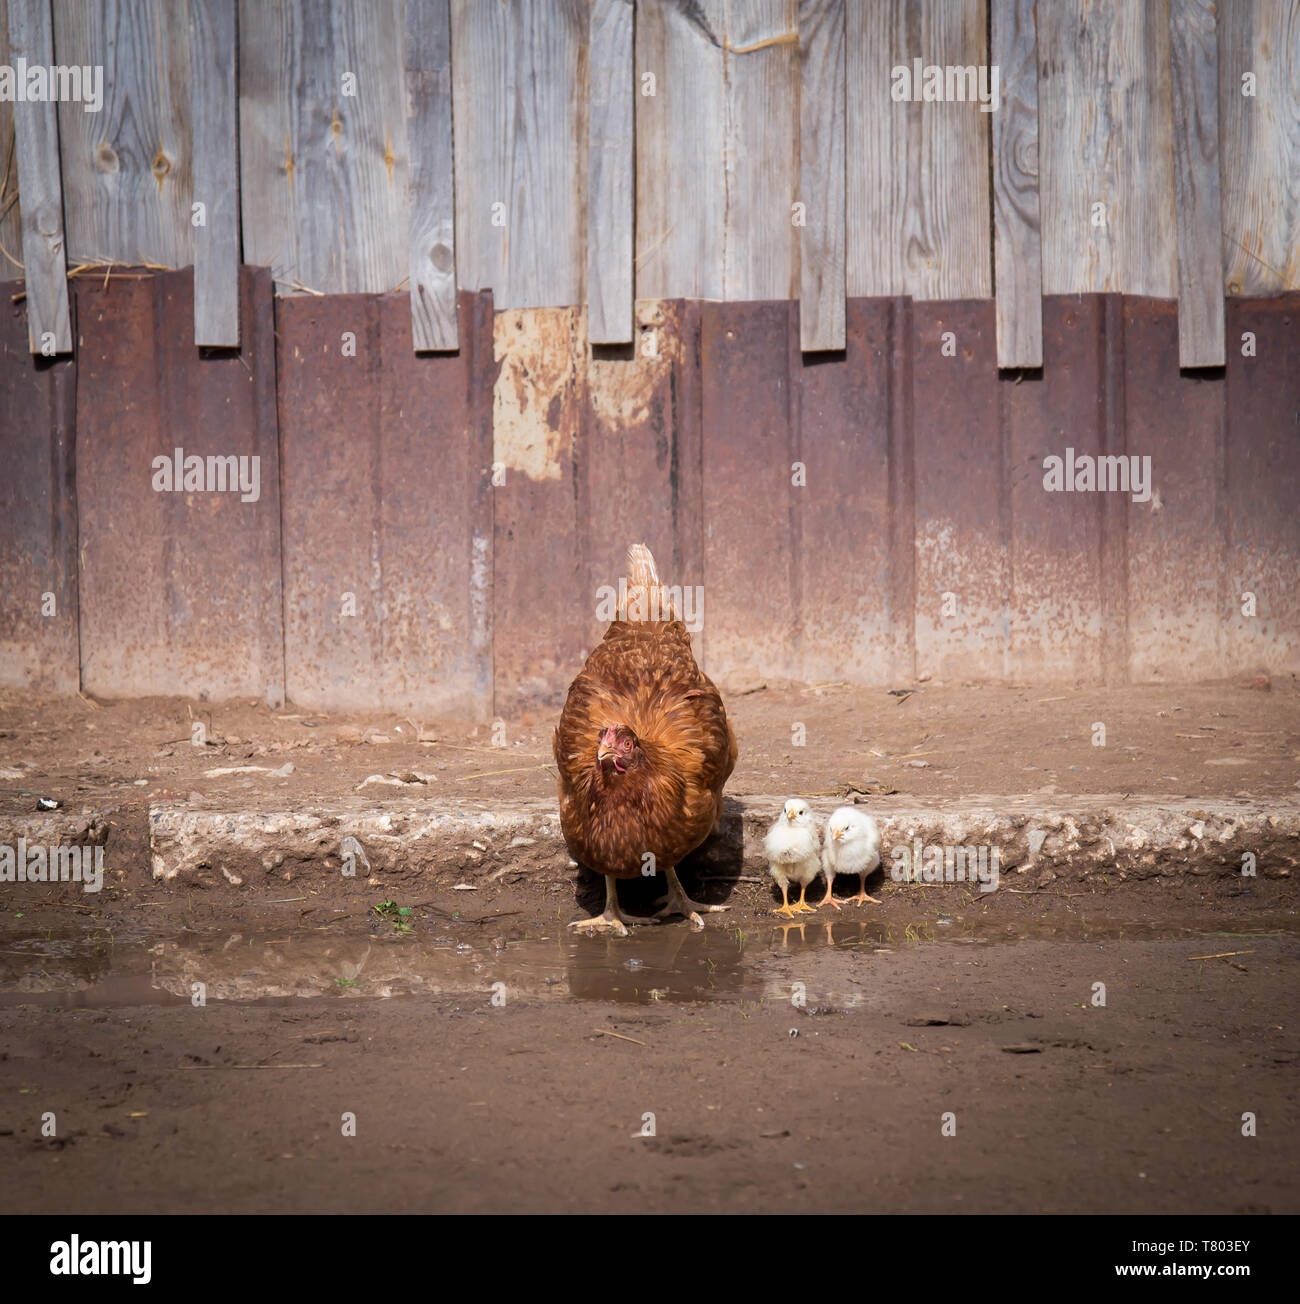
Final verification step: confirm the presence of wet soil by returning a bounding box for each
[1,682,1296,1213]
[0,885,1296,1214]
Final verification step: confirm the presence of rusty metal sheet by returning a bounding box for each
[278,289,493,716]
[1000,295,1107,681]
[579,300,704,651]
[0,280,79,693]
[699,300,798,683]
[1121,296,1226,680]
[910,299,1004,681]
[491,305,588,715]
[1223,295,1300,677]
[73,267,284,703]
[798,296,906,683]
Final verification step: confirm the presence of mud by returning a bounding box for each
[0,908,1295,1214]
[1,682,1296,1213]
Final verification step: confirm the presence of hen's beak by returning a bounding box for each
[832,829,843,841]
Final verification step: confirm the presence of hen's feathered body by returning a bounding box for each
[554,546,736,931]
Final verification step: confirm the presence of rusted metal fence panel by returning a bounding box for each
[797,296,901,683]
[1124,296,1227,681]
[911,299,1006,681]
[700,300,797,683]
[491,306,587,714]
[1002,296,1107,681]
[0,281,78,692]
[1223,296,1300,676]
[74,267,283,702]
[278,288,493,716]
[579,302,703,654]
[4,275,1298,705]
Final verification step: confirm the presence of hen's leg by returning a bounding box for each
[568,874,631,937]
[845,872,883,907]
[654,866,729,930]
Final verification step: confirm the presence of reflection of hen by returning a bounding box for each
[554,544,737,935]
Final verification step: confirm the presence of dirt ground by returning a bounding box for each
[0,913,1295,1215]
[1,678,1296,821]
[1,680,1296,1214]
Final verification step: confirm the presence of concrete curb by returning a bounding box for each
[2,795,1296,895]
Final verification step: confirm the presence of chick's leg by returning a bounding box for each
[654,865,729,930]
[845,872,883,907]
[817,871,842,911]
[568,874,631,937]
[772,880,799,918]
[794,882,816,914]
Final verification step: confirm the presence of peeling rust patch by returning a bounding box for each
[492,307,584,481]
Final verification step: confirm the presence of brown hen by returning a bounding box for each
[553,544,737,934]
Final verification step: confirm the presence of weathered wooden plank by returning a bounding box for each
[405,0,457,351]
[240,0,408,295]
[797,0,844,350]
[1218,0,1300,295]
[53,0,193,269]
[992,0,1042,367]
[1169,0,1224,366]
[587,0,633,343]
[635,0,725,300]
[1039,0,1178,296]
[451,0,586,310]
[723,0,798,301]
[845,0,908,296]
[0,0,23,279]
[6,0,70,352]
[915,0,991,299]
[189,0,240,346]
[846,0,990,299]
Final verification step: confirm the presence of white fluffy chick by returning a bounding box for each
[763,799,821,917]
[820,806,883,909]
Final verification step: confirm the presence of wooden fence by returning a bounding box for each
[2,0,1297,366]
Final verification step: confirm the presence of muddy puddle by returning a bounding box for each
[0,908,1294,1010]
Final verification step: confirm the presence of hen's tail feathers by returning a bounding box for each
[621,543,678,623]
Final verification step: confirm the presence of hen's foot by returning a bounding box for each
[569,876,630,936]
[568,909,630,937]
[653,868,729,930]
[817,890,843,911]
